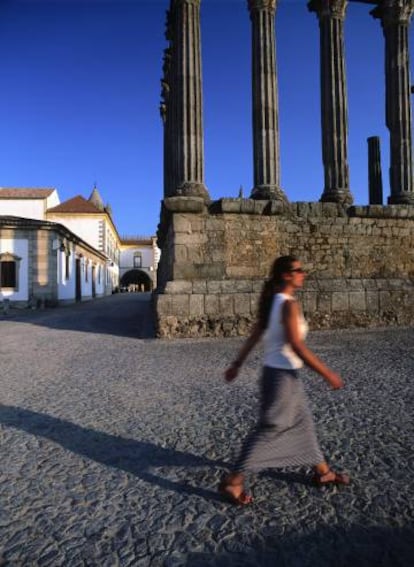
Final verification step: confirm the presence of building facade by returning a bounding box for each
[0,216,107,307]
[119,236,160,291]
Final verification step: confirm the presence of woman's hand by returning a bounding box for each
[224,365,239,382]
[325,371,344,390]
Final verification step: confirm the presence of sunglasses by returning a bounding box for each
[289,267,305,274]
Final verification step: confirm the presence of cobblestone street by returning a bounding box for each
[1,294,413,566]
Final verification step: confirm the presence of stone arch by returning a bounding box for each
[120,269,152,292]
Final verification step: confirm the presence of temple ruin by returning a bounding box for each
[155,0,414,338]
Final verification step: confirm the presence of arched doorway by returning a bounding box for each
[120,269,152,292]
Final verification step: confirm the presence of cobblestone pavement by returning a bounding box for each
[1,294,413,566]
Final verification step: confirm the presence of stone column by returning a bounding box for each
[308,0,353,205]
[368,136,384,205]
[248,0,287,203]
[166,0,209,200]
[372,0,414,204]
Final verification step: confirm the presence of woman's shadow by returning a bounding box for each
[0,404,225,503]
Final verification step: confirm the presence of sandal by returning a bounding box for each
[218,480,253,505]
[312,470,351,487]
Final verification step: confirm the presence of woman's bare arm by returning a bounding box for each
[224,321,264,382]
[282,300,343,389]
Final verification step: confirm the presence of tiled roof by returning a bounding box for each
[0,188,55,199]
[47,195,104,214]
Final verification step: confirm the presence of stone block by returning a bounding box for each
[219,294,234,316]
[221,280,237,293]
[250,294,259,315]
[164,196,205,213]
[362,279,377,290]
[175,245,188,262]
[234,293,251,315]
[319,279,346,292]
[221,280,252,293]
[154,294,172,316]
[187,247,205,263]
[253,200,268,214]
[252,280,264,293]
[192,280,207,293]
[317,293,331,313]
[376,279,389,290]
[206,217,226,231]
[189,294,204,317]
[349,291,366,311]
[173,215,192,233]
[304,279,319,291]
[346,279,364,291]
[177,263,225,280]
[366,291,379,312]
[233,280,253,293]
[205,294,219,315]
[171,294,190,316]
[266,200,287,215]
[174,232,206,245]
[165,280,193,294]
[302,291,317,312]
[388,279,406,290]
[332,292,349,311]
[219,198,241,213]
[207,280,221,293]
[239,200,256,214]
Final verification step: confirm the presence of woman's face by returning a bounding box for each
[285,261,306,288]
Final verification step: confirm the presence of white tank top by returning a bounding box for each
[263,292,308,369]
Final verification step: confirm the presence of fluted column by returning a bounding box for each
[372,0,414,204]
[161,0,209,200]
[308,0,353,205]
[248,0,287,203]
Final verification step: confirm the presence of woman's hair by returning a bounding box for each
[257,255,298,329]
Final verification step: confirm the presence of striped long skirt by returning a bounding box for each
[234,366,324,472]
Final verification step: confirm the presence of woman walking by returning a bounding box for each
[220,255,350,505]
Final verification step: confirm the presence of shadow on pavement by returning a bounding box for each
[183,524,414,567]
[0,404,224,503]
[0,293,156,339]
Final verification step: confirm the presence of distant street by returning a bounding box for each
[2,292,155,339]
[0,301,413,566]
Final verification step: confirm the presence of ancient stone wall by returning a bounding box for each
[155,199,414,338]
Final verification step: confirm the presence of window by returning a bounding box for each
[134,253,142,268]
[65,252,70,280]
[0,252,21,290]
[85,260,88,282]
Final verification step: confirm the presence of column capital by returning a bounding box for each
[247,0,277,15]
[308,0,348,20]
[371,0,414,27]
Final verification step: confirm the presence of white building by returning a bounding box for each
[0,216,107,306]
[119,236,160,291]
[46,188,120,295]
[0,186,160,306]
[0,187,59,220]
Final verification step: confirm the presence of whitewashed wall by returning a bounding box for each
[57,247,75,301]
[0,238,29,300]
[120,246,154,269]
[0,200,45,220]
[48,215,101,250]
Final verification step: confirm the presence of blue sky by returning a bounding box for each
[0,0,412,237]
